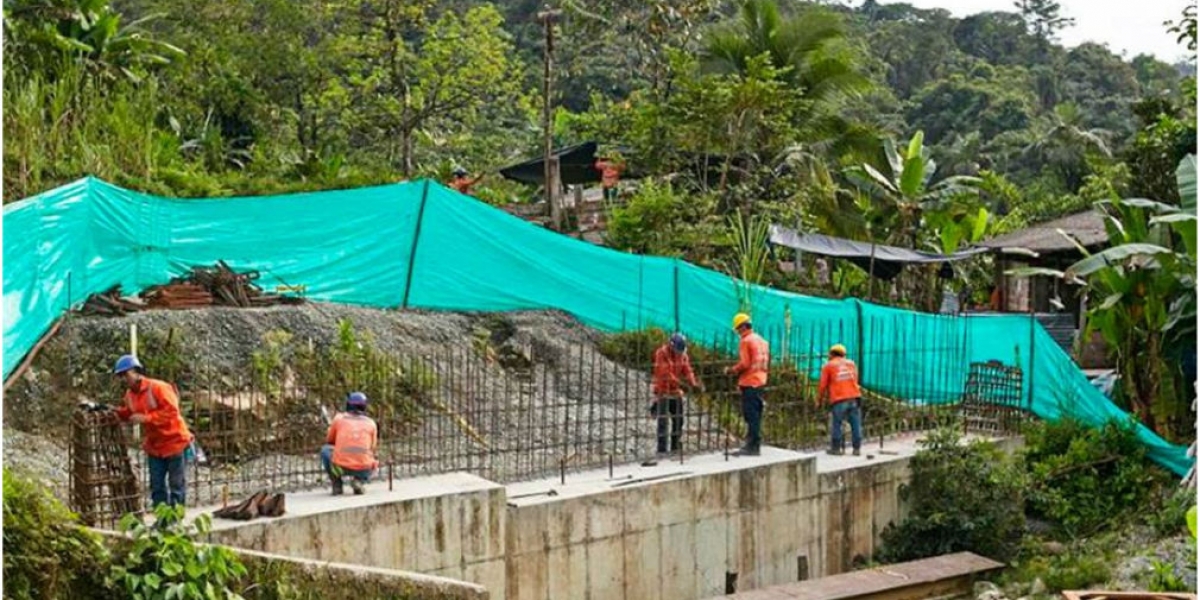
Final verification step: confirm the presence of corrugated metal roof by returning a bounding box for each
[978,210,1108,254]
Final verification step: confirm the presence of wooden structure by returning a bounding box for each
[977,209,1110,363]
[977,209,1107,317]
[712,552,1004,600]
[1061,593,1196,600]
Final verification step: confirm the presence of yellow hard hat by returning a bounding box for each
[732,313,751,330]
[830,344,847,356]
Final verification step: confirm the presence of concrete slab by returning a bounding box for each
[505,447,809,506]
[193,472,502,532]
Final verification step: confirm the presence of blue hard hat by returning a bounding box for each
[347,391,369,407]
[669,333,687,353]
[113,354,143,374]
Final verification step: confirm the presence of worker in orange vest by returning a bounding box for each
[113,354,194,511]
[321,392,379,496]
[725,313,769,456]
[818,344,863,456]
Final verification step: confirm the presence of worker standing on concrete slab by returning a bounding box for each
[725,314,769,457]
[644,333,704,466]
[818,344,863,456]
[113,354,194,512]
[321,392,379,496]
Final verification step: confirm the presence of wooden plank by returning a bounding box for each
[714,553,1004,600]
[1062,593,1196,600]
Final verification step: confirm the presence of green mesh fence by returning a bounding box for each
[3,177,1190,475]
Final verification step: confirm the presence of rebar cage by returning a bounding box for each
[68,314,1029,528]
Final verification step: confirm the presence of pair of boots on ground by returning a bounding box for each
[214,490,286,521]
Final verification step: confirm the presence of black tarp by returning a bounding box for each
[768,225,987,280]
[499,142,601,186]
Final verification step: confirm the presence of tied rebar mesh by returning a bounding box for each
[68,314,1028,529]
[70,409,141,527]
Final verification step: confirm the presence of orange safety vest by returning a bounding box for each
[117,377,193,458]
[819,357,861,403]
[735,331,770,388]
[327,413,378,472]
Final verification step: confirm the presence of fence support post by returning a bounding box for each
[402,179,432,309]
[673,259,681,333]
[1028,311,1036,411]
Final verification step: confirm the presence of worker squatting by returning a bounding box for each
[108,311,863,521]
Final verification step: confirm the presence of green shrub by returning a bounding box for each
[597,328,669,369]
[1015,551,1113,592]
[2,470,112,600]
[1023,419,1168,537]
[878,427,1026,563]
[109,505,249,600]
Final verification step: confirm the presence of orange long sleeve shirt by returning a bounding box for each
[652,344,698,397]
[733,331,769,388]
[326,413,379,472]
[116,377,193,458]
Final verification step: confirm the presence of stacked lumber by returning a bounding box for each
[78,285,145,316]
[76,262,304,315]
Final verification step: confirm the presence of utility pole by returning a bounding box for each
[539,7,562,230]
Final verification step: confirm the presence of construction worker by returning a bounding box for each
[449,166,484,195]
[725,313,769,456]
[113,354,194,511]
[321,392,379,496]
[594,153,625,202]
[818,344,863,456]
[644,333,703,466]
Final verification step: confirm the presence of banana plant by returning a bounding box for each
[845,130,982,248]
[1010,193,1196,441]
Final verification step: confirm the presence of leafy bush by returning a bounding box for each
[109,505,249,600]
[605,181,718,258]
[1014,551,1114,592]
[1023,418,1168,536]
[2,470,112,600]
[878,427,1026,563]
[597,328,669,369]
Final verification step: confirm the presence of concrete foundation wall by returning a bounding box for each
[204,436,1015,600]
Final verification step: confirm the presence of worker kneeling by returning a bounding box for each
[321,392,379,496]
[818,344,863,456]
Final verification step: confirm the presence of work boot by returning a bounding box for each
[732,447,761,457]
[642,452,667,467]
[331,478,344,496]
[852,447,861,457]
[826,449,844,456]
[350,480,365,495]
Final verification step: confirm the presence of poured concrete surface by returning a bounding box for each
[202,472,507,594]
[197,434,1015,600]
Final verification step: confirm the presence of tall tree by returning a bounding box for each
[1012,0,1074,45]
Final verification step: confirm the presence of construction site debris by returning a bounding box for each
[76,262,304,316]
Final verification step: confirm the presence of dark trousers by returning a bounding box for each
[653,397,684,454]
[148,452,186,508]
[740,387,764,451]
[830,398,863,452]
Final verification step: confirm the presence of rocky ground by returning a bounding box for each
[4,304,735,507]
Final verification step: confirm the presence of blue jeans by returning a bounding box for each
[653,397,684,454]
[830,399,863,452]
[147,453,186,508]
[740,387,764,451]
[320,445,373,481]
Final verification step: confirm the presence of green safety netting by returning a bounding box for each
[3,177,1192,475]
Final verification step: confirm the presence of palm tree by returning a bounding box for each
[845,130,982,247]
[1024,102,1111,191]
[701,0,875,158]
